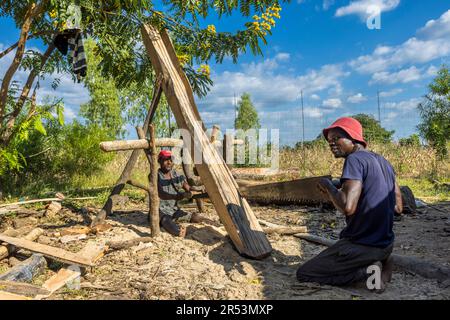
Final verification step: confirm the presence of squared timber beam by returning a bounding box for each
[141,24,272,259]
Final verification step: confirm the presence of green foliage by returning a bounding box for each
[0,97,64,175]
[80,38,124,139]
[119,78,174,138]
[399,134,421,147]
[418,65,450,159]
[2,119,113,195]
[293,138,327,149]
[235,92,260,131]
[352,113,394,143]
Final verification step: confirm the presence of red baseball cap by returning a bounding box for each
[322,117,367,147]
[158,150,172,160]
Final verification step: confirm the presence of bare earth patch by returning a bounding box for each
[1,199,449,300]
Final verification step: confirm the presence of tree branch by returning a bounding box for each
[1,43,55,145]
[0,1,48,127]
[0,30,57,60]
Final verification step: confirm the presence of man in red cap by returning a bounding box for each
[296,117,403,292]
[157,149,215,237]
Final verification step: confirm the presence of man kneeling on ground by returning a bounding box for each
[296,117,403,292]
[157,150,215,237]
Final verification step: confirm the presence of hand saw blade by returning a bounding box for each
[238,175,332,206]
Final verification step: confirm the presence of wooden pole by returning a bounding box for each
[100,138,183,152]
[148,124,160,237]
[93,80,162,227]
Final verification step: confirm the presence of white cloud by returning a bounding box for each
[349,10,450,74]
[369,66,422,85]
[322,98,342,108]
[274,52,290,61]
[347,93,367,103]
[310,94,321,100]
[379,88,403,97]
[350,38,450,74]
[417,10,450,40]
[335,0,400,20]
[385,98,422,111]
[198,59,348,115]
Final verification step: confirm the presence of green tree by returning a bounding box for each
[399,134,421,147]
[352,113,394,143]
[235,93,261,131]
[417,65,450,158]
[0,0,285,163]
[80,38,124,138]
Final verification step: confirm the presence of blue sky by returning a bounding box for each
[1,0,449,146]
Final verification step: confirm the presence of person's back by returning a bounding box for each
[340,150,396,248]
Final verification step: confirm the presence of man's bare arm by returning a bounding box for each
[394,181,403,214]
[318,178,362,216]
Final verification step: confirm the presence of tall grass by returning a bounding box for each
[280,143,449,180]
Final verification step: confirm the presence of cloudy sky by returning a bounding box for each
[1,0,449,146]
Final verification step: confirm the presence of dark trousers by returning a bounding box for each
[297,238,393,286]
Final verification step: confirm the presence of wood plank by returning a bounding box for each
[42,268,81,293]
[34,267,82,300]
[141,25,272,259]
[0,290,30,300]
[0,234,94,267]
[0,280,50,297]
[77,241,108,264]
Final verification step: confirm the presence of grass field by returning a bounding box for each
[2,143,449,205]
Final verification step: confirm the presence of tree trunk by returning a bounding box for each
[1,43,56,145]
[0,1,46,125]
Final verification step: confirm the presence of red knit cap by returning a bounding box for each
[322,117,367,147]
[158,150,172,160]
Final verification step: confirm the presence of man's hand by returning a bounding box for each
[317,178,333,195]
[176,191,192,200]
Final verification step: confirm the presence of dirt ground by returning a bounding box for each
[0,195,449,300]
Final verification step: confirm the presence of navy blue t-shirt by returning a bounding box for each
[339,150,396,248]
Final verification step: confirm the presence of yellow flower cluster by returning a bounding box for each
[49,9,57,19]
[207,24,216,34]
[198,64,210,77]
[251,4,282,35]
[177,54,190,66]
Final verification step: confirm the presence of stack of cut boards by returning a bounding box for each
[0,234,106,300]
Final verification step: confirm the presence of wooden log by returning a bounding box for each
[223,134,233,169]
[294,233,450,282]
[148,124,160,237]
[95,81,162,226]
[106,237,153,251]
[0,197,95,208]
[0,254,46,282]
[294,233,337,247]
[0,228,44,261]
[141,25,272,259]
[0,234,95,267]
[263,226,308,235]
[126,179,150,193]
[100,138,184,152]
[0,280,50,297]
